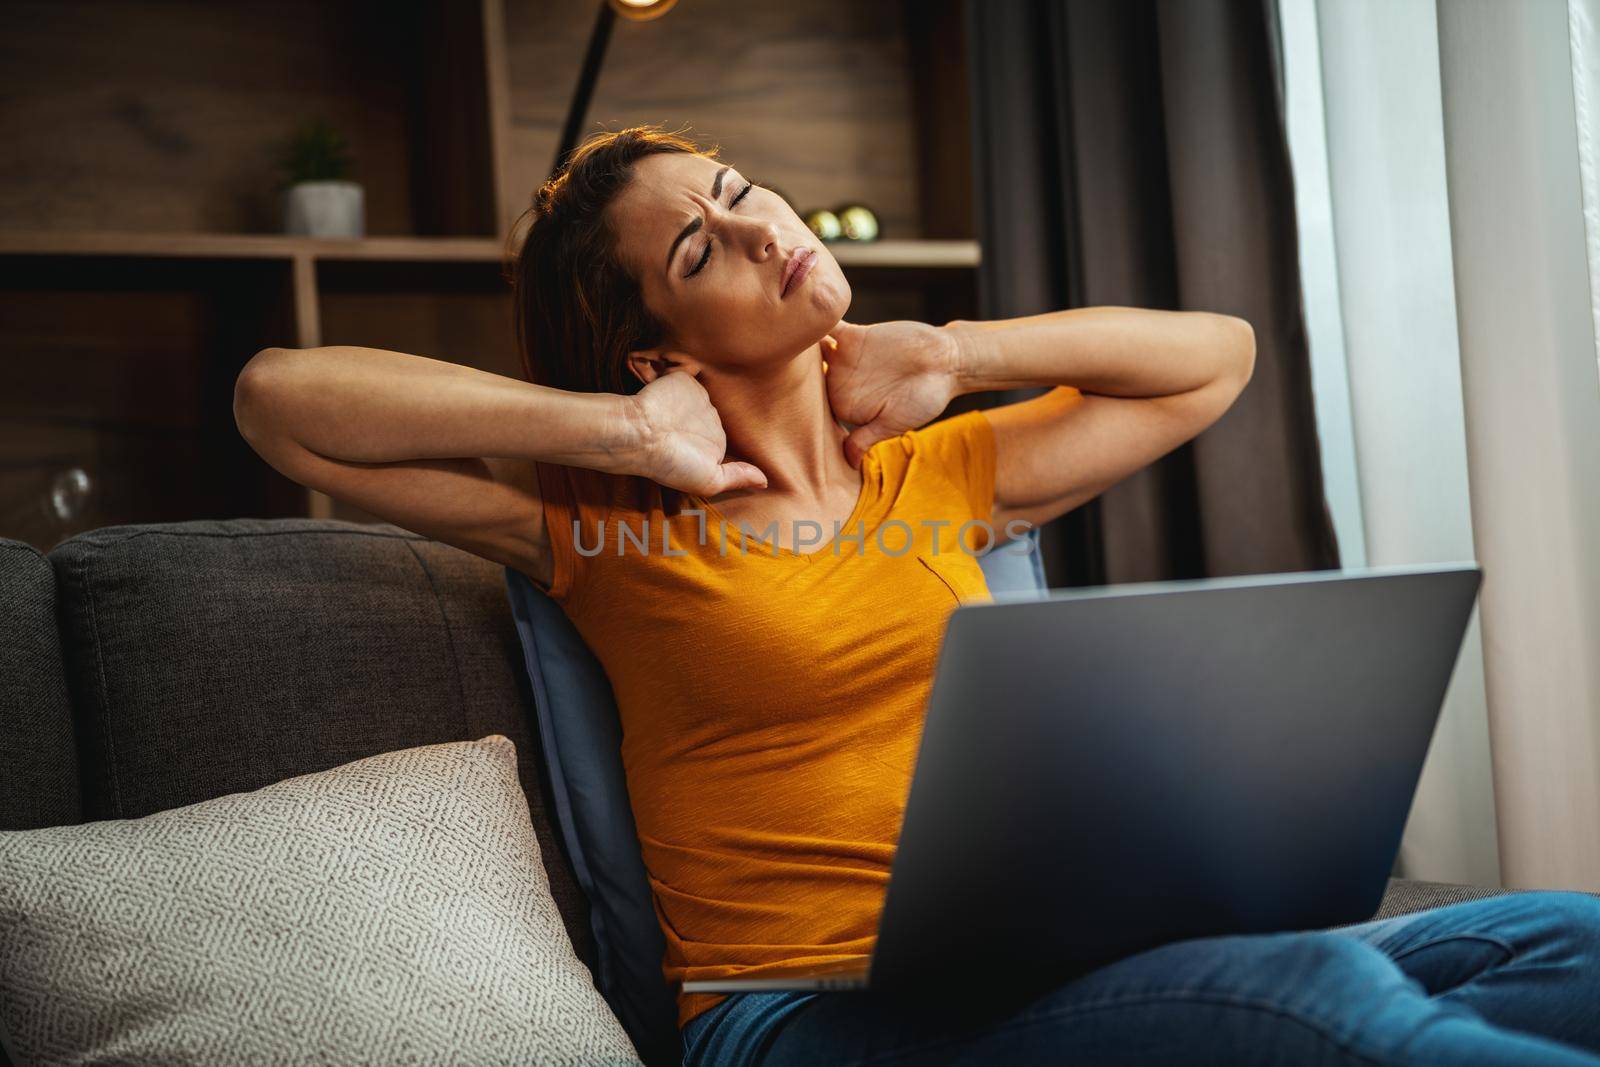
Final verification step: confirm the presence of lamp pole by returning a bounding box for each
[551,1,617,180]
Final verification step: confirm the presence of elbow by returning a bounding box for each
[233,347,295,445]
[1220,314,1255,389]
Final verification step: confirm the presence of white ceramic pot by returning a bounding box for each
[283,180,365,238]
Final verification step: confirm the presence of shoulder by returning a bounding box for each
[874,408,997,521]
[532,462,675,604]
[880,408,995,477]
[535,462,666,522]
[900,408,993,456]
[532,463,622,604]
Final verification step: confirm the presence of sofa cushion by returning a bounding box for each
[506,566,681,1067]
[503,527,1051,1066]
[971,525,1050,597]
[0,735,641,1066]
[0,539,80,831]
[1367,877,1514,919]
[45,518,594,971]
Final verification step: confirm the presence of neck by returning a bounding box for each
[698,343,856,503]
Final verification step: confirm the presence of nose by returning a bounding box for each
[720,209,779,260]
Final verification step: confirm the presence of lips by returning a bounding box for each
[781,247,815,298]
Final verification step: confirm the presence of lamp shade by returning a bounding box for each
[608,0,677,20]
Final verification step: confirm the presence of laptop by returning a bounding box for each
[682,562,1483,996]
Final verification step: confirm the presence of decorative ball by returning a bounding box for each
[836,204,879,241]
[50,467,93,522]
[804,209,842,241]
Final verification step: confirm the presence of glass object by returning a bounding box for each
[836,204,880,241]
[50,467,94,523]
[805,209,842,240]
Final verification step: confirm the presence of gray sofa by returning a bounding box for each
[0,518,1513,1065]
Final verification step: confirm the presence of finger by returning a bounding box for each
[717,461,768,492]
[843,421,896,469]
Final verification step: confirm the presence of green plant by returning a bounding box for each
[277,118,354,189]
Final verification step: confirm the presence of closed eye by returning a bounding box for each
[687,182,755,278]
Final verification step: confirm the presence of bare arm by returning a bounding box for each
[232,346,764,586]
[946,307,1256,531]
[822,306,1255,533]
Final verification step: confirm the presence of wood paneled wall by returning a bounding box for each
[0,0,493,238]
[500,0,927,241]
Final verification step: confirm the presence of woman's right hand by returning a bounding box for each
[625,369,768,496]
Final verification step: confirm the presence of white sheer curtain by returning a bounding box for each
[1282,0,1600,891]
[1434,0,1600,891]
[1278,0,1500,888]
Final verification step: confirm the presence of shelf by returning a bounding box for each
[827,239,980,269]
[0,232,977,269]
[0,231,507,264]
[0,252,307,545]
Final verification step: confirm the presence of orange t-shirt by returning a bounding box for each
[534,409,1000,1029]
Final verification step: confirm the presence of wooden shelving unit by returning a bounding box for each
[0,233,505,262]
[1,0,979,549]
[0,231,976,268]
[831,240,980,269]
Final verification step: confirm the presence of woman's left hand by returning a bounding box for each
[823,319,963,467]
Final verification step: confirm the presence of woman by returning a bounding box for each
[235,126,1600,1066]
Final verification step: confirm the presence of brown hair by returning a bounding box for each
[506,124,715,396]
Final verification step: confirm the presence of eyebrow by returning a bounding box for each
[665,165,731,276]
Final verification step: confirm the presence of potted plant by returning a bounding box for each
[278,118,364,238]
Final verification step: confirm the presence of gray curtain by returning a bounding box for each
[963,0,1340,586]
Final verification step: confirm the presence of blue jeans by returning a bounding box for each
[680,891,1600,1066]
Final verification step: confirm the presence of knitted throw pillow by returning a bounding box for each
[0,735,642,1066]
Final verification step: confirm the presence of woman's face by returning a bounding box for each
[609,152,851,380]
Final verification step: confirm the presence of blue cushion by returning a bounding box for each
[974,524,1050,598]
[503,527,1048,1065]
[503,569,681,1066]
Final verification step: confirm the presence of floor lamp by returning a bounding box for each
[551,0,678,180]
